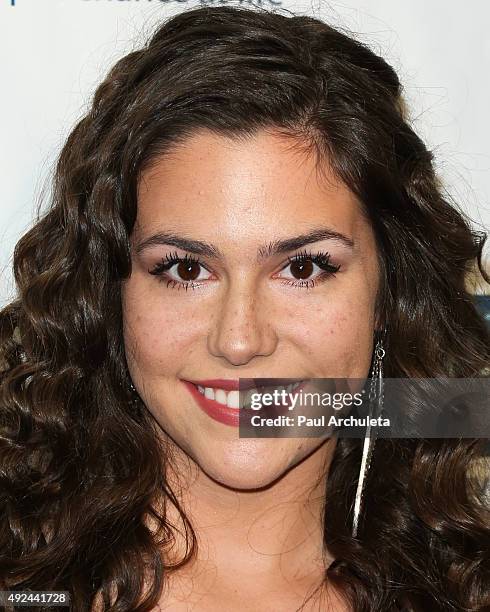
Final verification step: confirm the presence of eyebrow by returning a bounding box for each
[134,227,355,261]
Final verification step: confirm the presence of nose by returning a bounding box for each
[207,279,278,366]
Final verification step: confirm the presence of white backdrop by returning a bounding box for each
[1,0,489,306]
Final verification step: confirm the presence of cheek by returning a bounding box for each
[122,283,202,376]
[278,284,375,377]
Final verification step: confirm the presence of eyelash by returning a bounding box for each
[148,249,341,291]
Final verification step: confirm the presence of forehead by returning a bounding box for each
[135,128,367,241]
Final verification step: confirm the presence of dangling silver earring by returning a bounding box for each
[352,330,386,538]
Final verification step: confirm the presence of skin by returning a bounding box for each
[121,128,381,610]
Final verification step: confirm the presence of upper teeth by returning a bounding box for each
[196,381,303,409]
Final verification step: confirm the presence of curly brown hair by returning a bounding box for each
[1,5,489,611]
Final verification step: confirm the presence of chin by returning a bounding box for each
[191,438,304,490]
[201,464,289,490]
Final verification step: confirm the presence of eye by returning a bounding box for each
[148,249,341,291]
[148,251,212,290]
[277,249,341,289]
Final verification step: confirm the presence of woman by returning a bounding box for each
[0,5,488,611]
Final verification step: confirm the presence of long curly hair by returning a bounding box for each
[1,6,489,611]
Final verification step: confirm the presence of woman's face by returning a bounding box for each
[121,128,380,489]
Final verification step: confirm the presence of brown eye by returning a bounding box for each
[149,253,213,288]
[289,259,314,280]
[176,260,201,282]
[277,250,341,289]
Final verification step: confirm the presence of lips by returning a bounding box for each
[181,378,309,427]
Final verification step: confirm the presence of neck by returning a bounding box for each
[156,437,337,586]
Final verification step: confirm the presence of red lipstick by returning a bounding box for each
[181,380,241,426]
[181,378,309,428]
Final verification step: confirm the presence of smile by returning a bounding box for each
[196,381,304,409]
[181,379,308,427]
